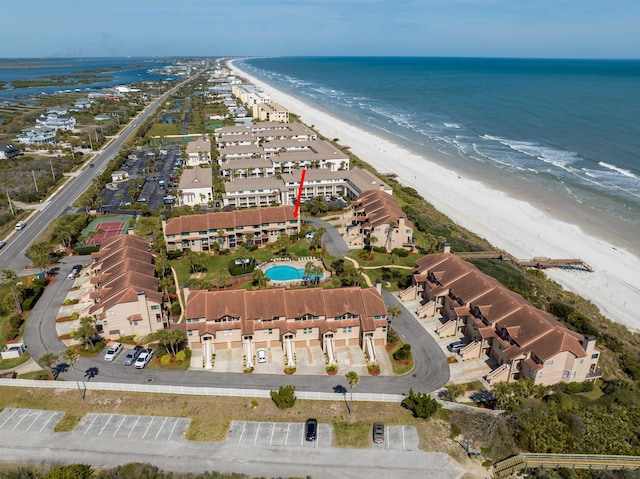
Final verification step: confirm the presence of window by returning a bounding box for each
[563,370,570,378]
[151,305,160,310]
[223,330,232,336]
[544,359,554,366]
[188,330,193,337]
[264,329,273,335]
[304,328,313,334]
[591,353,599,359]
[342,327,352,333]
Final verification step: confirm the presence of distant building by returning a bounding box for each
[253,102,289,123]
[185,137,212,167]
[16,126,56,145]
[0,142,21,159]
[35,110,76,131]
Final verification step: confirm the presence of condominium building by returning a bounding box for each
[253,101,290,123]
[88,235,166,340]
[399,252,602,386]
[163,205,300,252]
[179,286,388,369]
[352,190,416,252]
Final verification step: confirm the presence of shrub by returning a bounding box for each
[393,344,412,361]
[218,248,230,256]
[170,302,181,316]
[175,350,186,363]
[271,385,297,409]
[160,354,171,365]
[9,314,23,330]
[70,312,79,321]
[73,245,100,255]
[402,388,441,419]
[391,248,409,257]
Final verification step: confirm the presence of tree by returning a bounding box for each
[37,352,59,377]
[444,384,466,402]
[75,316,99,350]
[387,305,401,323]
[270,385,297,409]
[26,241,54,273]
[187,250,207,273]
[42,464,93,479]
[345,371,360,415]
[252,269,269,289]
[402,388,441,419]
[309,227,326,251]
[393,343,411,361]
[1,269,22,314]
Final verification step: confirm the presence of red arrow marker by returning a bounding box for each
[293,169,307,218]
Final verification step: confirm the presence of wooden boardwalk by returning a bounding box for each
[494,453,640,478]
[455,250,593,272]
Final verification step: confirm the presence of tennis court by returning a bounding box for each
[81,216,132,246]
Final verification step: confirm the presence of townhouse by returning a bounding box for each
[88,235,167,340]
[399,251,601,386]
[178,166,213,207]
[180,286,388,369]
[163,205,300,252]
[352,189,416,252]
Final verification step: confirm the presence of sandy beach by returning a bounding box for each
[229,60,640,332]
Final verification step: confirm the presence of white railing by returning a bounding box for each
[0,378,404,403]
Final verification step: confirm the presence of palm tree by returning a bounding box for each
[37,352,59,377]
[345,371,360,415]
[1,269,22,314]
[252,269,269,289]
[387,305,402,323]
[62,347,84,400]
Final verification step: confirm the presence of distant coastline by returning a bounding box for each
[229,57,640,332]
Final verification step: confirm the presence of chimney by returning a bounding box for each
[443,243,451,254]
[375,279,382,295]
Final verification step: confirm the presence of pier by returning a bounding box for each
[493,453,640,478]
[455,250,593,272]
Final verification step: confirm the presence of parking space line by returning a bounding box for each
[142,417,155,439]
[285,423,290,446]
[98,415,112,436]
[39,412,57,432]
[25,411,44,432]
[84,414,98,435]
[11,411,29,431]
[300,424,304,446]
[167,418,179,441]
[113,415,126,437]
[269,423,275,446]
[0,409,17,429]
[155,417,168,440]
[386,426,389,450]
[238,421,246,444]
[253,422,260,445]
[402,425,406,451]
[127,416,141,438]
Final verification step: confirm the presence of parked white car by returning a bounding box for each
[134,348,155,369]
[103,342,123,361]
[257,348,267,364]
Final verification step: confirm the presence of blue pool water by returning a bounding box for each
[265,265,323,281]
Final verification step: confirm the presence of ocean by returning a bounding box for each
[0,57,173,101]
[238,57,640,237]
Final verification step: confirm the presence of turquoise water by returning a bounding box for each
[266,265,323,281]
[238,57,640,231]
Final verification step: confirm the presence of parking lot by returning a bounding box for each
[0,408,64,433]
[99,145,181,213]
[226,421,419,450]
[74,412,190,441]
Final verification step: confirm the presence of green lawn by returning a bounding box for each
[347,249,418,268]
[147,123,180,137]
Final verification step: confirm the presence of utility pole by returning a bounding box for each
[32,170,39,192]
[5,188,15,216]
[49,157,56,181]
[88,132,93,150]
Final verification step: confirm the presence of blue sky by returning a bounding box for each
[2,0,639,58]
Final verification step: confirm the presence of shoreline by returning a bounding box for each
[228,59,640,332]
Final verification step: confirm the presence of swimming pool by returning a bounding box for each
[265,265,324,281]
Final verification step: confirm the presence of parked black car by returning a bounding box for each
[305,418,318,441]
